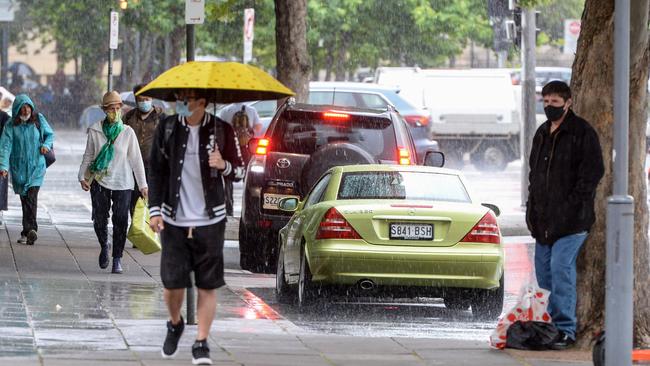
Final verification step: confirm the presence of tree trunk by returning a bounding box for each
[572,0,650,348]
[334,33,350,81]
[274,0,311,102]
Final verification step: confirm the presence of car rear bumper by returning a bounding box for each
[306,240,504,290]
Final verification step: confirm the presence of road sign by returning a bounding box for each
[243,8,255,64]
[186,0,205,25]
[0,0,17,22]
[109,11,119,50]
[563,19,581,54]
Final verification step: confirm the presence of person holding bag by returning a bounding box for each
[78,91,148,274]
[0,94,54,245]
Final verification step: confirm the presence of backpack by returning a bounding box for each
[231,106,253,151]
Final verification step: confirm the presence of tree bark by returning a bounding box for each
[572,0,650,348]
[334,33,350,81]
[274,0,311,102]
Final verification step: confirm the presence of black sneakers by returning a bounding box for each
[161,317,184,358]
[99,245,109,269]
[192,339,212,365]
[26,230,37,245]
[550,331,576,350]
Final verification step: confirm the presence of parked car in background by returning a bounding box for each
[308,82,438,163]
[420,69,520,171]
[275,164,504,318]
[239,102,443,273]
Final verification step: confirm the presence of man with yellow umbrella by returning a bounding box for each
[138,61,293,365]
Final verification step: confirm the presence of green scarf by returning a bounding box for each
[89,119,125,177]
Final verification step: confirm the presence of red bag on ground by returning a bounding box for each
[490,284,552,349]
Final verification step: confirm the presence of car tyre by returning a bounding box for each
[471,275,504,320]
[275,243,296,304]
[298,246,317,309]
[474,145,508,172]
[239,224,267,273]
[443,297,471,311]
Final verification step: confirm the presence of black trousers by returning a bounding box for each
[19,187,40,236]
[224,178,234,216]
[91,182,131,259]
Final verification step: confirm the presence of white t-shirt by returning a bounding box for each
[165,125,222,227]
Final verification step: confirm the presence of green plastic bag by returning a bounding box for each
[127,198,161,254]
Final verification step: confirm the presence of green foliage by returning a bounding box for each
[536,0,585,46]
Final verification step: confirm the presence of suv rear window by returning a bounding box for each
[338,171,470,203]
[270,111,397,160]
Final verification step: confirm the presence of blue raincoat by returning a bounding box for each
[0,94,55,196]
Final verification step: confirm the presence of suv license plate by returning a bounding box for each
[263,193,300,210]
[389,223,433,240]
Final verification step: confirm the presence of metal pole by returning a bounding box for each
[1,23,8,87]
[605,0,634,364]
[185,22,196,326]
[107,8,114,92]
[520,7,536,206]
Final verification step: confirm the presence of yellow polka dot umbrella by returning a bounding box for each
[135,61,295,103]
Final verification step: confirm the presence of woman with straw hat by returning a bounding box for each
[78,91,148,274]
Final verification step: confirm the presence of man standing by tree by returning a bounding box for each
[526,80,604,350]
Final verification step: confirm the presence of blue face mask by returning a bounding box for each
[137,100,153,113]
[176,100,193,118]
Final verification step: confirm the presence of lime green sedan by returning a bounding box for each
[275,164,504,318]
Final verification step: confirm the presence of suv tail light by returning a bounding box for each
[398,147,411,165]
[255,138,270,155]
[460,212,500,244]
[323,112,350,120]
[316,208,361,240]
[404,115,430,127]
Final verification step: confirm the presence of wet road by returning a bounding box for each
[0,130,539,360]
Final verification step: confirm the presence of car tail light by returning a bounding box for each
[323,112,350,120]
[404,115,430,127]
[255,138,270,155]
[398,147,411,165]
[460,212,501,244]
[316,207,361,240]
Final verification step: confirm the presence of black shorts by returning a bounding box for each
[160,221,226,290]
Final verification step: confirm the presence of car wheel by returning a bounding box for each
[298,246,317,309]
[275,243,295,304]
[474,145,508,172]
[471,275,505,320]
[443,297,471,311]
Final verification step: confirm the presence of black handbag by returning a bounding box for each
[35,114,55,168]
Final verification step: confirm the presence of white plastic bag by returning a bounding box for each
[489,284,552,349]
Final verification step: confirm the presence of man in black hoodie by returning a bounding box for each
[526,81,604,350]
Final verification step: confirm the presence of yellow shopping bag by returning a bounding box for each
[127,198,161,254]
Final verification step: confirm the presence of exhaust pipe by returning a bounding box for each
[358,279,375,291]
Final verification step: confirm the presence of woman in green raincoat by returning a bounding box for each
[0,94,55,245]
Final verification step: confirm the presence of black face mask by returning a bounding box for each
[544,104,566,122]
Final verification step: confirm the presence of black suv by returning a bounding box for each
[239,102,442,272]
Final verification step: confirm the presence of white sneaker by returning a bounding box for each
[17,236,27,244]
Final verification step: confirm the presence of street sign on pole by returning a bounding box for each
[0,0,17,22]
[185,0,205,25]
[563,19,581,54]
[109,11,119,50]
[243,8,255,64]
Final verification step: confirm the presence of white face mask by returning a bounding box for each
[19,115,30,122]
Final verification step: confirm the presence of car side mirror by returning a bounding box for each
[423,151,445,167]
[482,203,501,217]
[247,138,260,155]
[278,197,299,212]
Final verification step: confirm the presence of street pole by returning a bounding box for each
[520,7,536,206]
[605,0,634,364]
[1,23,8,87]
[108,8,114,92]
[185,22,196,326]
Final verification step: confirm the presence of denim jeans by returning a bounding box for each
[535,231,588,339]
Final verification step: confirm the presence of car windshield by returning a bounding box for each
[271,112,397,160]
[338,171,470,203]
